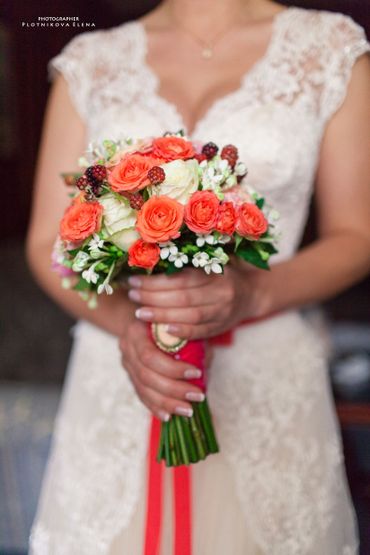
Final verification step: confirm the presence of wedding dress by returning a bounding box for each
[29,7,369,555]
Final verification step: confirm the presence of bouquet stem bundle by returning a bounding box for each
[157,398,219,466]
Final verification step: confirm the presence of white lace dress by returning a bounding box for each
[29,7,369,555]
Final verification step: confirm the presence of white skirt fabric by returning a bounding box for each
[29,311,359,555]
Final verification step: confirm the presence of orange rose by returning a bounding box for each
[128,239,160,270]
[60,201,103,242]
[152,136,195,161]
[184,190,220,234]
[236,203,268,239]
[136,196,184,243]
[215,202,237,235]
[108,154,157,194]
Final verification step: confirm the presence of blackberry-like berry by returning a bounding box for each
[76,175,88,190]
[91,182,103,196]
[90,164,107,181]
[221,144,238,168]
[148,166,165,185]
[202,142,219,159]
[129,193,145,210]
[85,166,99,183]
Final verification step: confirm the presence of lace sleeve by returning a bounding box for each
[48,32,94,122]
[320,14,370,123]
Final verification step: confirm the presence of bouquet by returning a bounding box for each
[54,131,278,467]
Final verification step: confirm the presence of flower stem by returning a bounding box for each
[181,412,198,463]
[169,418,179,466]
[198,399,219,453]
[164,420,171,467]
[189,410,207,460]
[174,416,190,465]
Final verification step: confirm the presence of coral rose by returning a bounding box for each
[152,136,195,161]
[216,202,237,235]
[236,203,268,239]
[60,201,103,243]
[128,239,160,270]
[184,190,220,234]
[136,196,184,243]
[108,154,157,193]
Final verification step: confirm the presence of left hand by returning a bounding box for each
[127,264,256,340]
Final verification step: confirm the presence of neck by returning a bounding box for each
[160,0,265,33]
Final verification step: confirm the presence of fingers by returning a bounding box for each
[135,305,217,326]
[157,323,216,341]
[128,268,212,291]
[128,286,211,308]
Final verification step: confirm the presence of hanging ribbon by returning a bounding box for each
[144,416,192,555]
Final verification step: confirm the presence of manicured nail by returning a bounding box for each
[128,289,141,302]
[184,368,202,379]
[158,410,170,422]
[135,308,153,320]
[185,392,205,402]
[165,324,181,334]
[128,276,142,287]
[175,406,193,418]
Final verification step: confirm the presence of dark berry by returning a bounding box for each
[221,144,238,168]
[202,142,219,159]
[91,182,103,196]
[194,153,207,163]
[90,164,107,181]
[148,166,166,185]
[76,175,89,190]
[129,193,145,210]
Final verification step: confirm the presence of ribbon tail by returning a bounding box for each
[173,464,192,555]
[144,415,164,555]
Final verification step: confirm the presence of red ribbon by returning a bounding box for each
[144,315,274,555]
[144,416,192,555]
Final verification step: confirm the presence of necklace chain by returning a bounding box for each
[169,7,241,59]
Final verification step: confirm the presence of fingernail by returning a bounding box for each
[165,324,181,334]
[184,368,202,379]
[128,289,141,302]
[128,276,142,287]
[185,392,205,402]
[135,308,153,320]
[175,406,193,418]
[158,410,170,422]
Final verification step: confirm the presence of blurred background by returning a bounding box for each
[0,1,369,553]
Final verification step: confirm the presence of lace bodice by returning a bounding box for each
[49,7,369,263]
[29,9,369,555]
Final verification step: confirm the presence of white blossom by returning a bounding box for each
[168,252,189,268]
[97,281,114,295]
[72,251,90,271]
[82,263,99,285]
[196,234,216,247]
[235,162,248,177]
[192,252,210,268]
[217,234,232,244]
[204,260,223,274]
[88,234,104,251]
[159,242,178,260]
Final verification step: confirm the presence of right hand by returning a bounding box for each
[119,318,207,421]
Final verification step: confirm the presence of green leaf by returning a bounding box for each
[256,198,265,209]
[234,234,243,252]
[259,242,278,255]
[74,277,91,291]
[236,245,270,270]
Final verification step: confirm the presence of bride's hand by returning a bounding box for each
[128,264,260,340]
[119,317,208,421]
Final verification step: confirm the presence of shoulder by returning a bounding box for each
[49,20,142,73]
[285,7,369,56]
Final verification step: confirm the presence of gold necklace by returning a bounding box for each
[170,9,240,59]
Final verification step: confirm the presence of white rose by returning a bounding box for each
[150,159,199,204]
[100,193,139,250]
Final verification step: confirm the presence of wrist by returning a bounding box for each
[243,268,275,319]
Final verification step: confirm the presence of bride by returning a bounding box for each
[27,0,370,553]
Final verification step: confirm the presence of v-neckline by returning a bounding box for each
[134,7,293,138]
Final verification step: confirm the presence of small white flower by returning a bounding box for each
[196,234,216,247]
[168,252,189,268]
[72,251,90,271]
[192,252,210,268]
[235,162,248,177]
[97,282,114,295]
[88,234,104,251]
[217,234,232,244]
[204,259,223,274]
[213,247,229,265]
[159,242,178,260]
[82,264,99,285]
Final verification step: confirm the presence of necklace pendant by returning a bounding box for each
[202,47,213,59]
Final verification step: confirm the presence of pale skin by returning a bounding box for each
[26,0,370,422]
